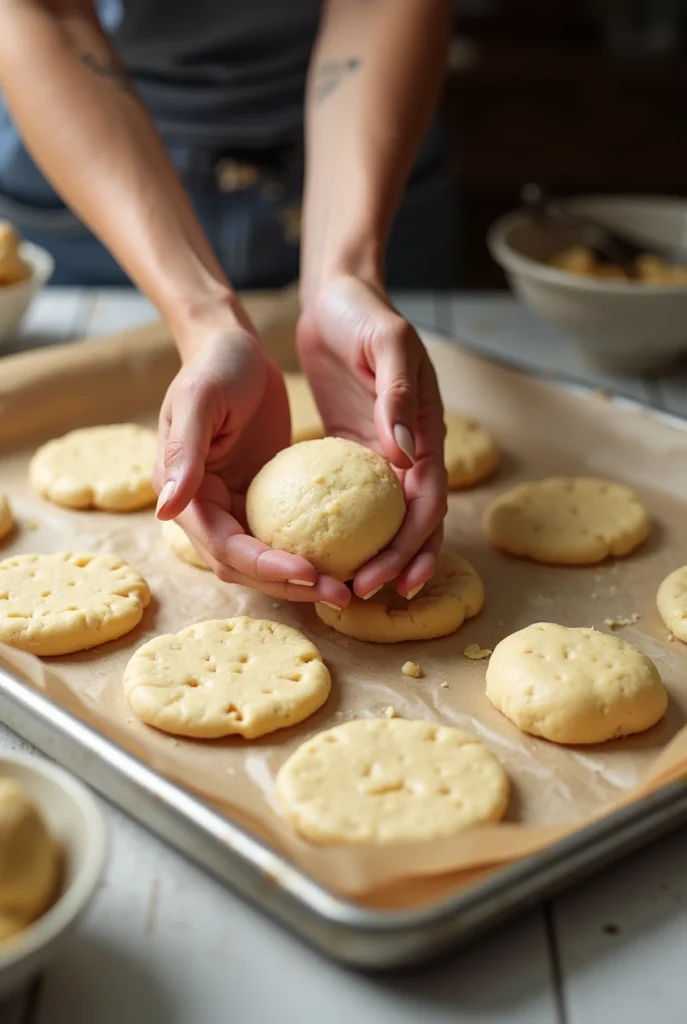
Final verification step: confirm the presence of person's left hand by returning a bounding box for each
[297,275,447,600]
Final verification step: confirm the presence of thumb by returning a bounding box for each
[373,321,420,469]
[155,388,214,520]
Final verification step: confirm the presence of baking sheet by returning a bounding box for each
[2,291,687,909]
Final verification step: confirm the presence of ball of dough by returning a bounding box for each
[161,520,209,570]
[657,566,687,641]
[315,549,484,643]
[246,438,405,581]
[0,493,13,543]
[445,414,499,489]
[486,623,667,745]
[276,718,509,844]
[484,477,650,565]
[0,779,60,943]
[0,222,30,287]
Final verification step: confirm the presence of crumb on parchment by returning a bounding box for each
[384,706,398,719]
[24,520,38,531]
[440,681,449,689]
[464,643,492,661]
[401,661,422,678]
[604,613,640,630]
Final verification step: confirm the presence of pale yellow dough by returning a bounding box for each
[0,221,30,287]
[0,779,61,943]
[657,566,687,642]
[30,423,158,511]
[0,551,150,656]
[124,616,331,739]
[484,477,650,565]
[276,718,509,844]
[246,437,405,581]
[445,414,499,489]
[316,550,484,643]
[285,373,324,443]
[0,493,13,542]
[161,520,209,570]
[486,622,667,745]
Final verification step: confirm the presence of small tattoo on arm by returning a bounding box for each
[313,57,362,103]
[80,52,138,99]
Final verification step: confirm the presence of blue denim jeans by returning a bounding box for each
[0,105,458,289]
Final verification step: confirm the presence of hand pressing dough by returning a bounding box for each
[484,477,650,565]
[315,550,484,642]
[161,520,209,570]
[246,438,405,581]
[30,423,158,511]
[657,566,687,642]
[0,551,150,656]
[0,493,13,542]
[276,718,509,844]
[0,222,30,287]
[124,617,331,739]
[285,373,324,443]
[0,779,61,943]
[486,622,667,745]
[445,414,499,489]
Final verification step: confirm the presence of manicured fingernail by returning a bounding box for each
[362,584,383,601]
[155,480,176,518]
[288,578,315,587]
[393,424,415,464]
[320,601,342,611]
[406,583,424,601]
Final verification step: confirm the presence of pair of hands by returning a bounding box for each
[154,277,448,609]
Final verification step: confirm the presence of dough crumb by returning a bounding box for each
[170,739,179,747]
[604,613,640,630]
[668,633,676,643]
[401,661,422,678]
[25,520,39,531]
[383,706,398,719]
[440,681,450,689]
[464,643,492,660]
[592,388,612,400]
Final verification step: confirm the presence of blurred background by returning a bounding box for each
[448,0,686,287]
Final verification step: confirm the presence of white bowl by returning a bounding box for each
[0,754,106,999]
[0,242,55,348]
[488,195,687,374]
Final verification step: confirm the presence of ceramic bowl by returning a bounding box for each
[0,242,55,348]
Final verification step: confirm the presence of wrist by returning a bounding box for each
[164,286,252,363]
[300,224,385,308]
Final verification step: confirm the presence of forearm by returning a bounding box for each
[300,0,451,301]
[0,0,238,354]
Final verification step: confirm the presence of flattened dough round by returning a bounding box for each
[30,424,158,511]
[276,718,509,844]
[285,373,324,443]
[0,551,150,656]
[484,477,650,565]
[315,550,484,643]
[657,566,687,642]
[124,617,331,740]
[486,622,667,745]
[246,438,405,581]
[0,493,13,542]
[0,779,60,942]
[161,520,209,570]
[445,414,499,489]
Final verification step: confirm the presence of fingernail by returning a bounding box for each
[288,578,315,587]
[320,601,342,611]
[155,480,176,518]
[362,584,383,601]
[406,583,424,601]
[393,424,415,464]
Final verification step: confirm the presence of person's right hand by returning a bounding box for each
[153,321,351,607]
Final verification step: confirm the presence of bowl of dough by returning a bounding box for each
[0,221,54,348]
[0,753,106,998]
[488,195,687,374]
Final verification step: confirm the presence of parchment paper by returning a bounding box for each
[2,287,687,908]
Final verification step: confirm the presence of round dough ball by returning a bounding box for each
[486,623,667,745]
[657,566,687,641]
[484,477,650,565]
[0,551,151,656]
[445,414,499,489]
[276,718,509,844]
[316,550,484,643]
[0,779,60,943]
[161,520,209,570]
[0,493,13,542]
[0,221,30,287]
[245,438,405,581]
[284,373,324,443]
[30,423,158,512]
[124,617,331,740]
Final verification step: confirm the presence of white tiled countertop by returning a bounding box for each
[2,288,687,1024]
